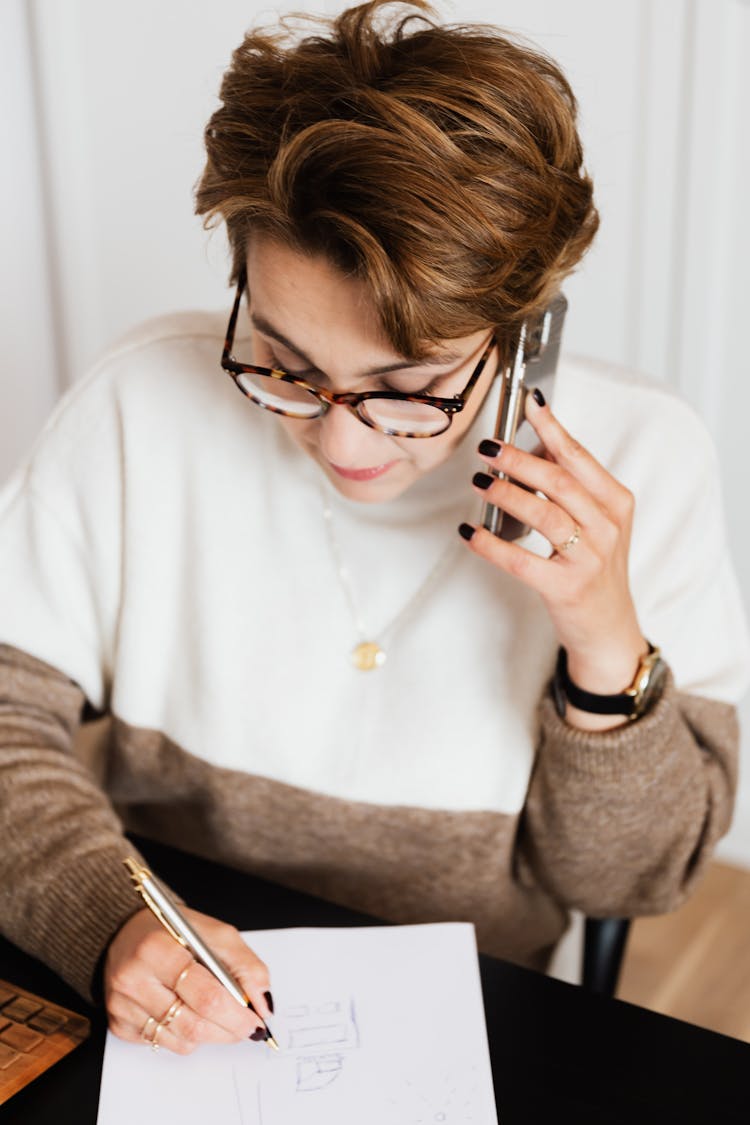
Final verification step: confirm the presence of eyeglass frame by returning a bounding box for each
[220,267,497,439]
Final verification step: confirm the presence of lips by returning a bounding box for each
[328,460,398,481]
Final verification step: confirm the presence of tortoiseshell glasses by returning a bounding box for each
[221,269,497,438]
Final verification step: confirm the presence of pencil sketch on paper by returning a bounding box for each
[231,1061,249,1125]
[296,1052,344,1091]
[385,1063,482,1125]
[234,995,362,1124]
[282,995,360,1093]
[284,997,359,1055]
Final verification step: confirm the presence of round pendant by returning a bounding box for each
[352,641,386,671]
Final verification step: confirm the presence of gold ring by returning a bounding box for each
[161,999,183,1028]
[150,1021,164,1051]
[174,963,192,992]
[553,523,581,554]
[140,1016,157,1042]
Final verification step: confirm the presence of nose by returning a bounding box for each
[318,402,384,468]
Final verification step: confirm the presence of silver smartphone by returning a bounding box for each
[480,292,567,540]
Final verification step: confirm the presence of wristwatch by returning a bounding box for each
[552,643,667,721]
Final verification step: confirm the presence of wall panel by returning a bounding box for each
[0,0,60,480]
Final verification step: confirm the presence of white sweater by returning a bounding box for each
[0,310,748,999]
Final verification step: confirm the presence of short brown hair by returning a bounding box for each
[196,0,598,365]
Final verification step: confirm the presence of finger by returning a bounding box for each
[176,960,262,1039]
[524,389,634,522]
[104,927,192,1014]
[109,986,248,1050]
[111,915,195,997]
[477,438,608,533]
[185,912,274,1024]
[108,1015,195,1056]
[106,934,263,1044]
[216,935,273,1025]
[106,994,197,1055]
[458,522,572,597]
[472,472,580,552]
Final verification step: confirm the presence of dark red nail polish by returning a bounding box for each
[264,991,274,1014]
[458,522,476,542]
[250,1026,269,1041]
[472,472,493,491]
[532,387,546,407]
[478,439,501,457]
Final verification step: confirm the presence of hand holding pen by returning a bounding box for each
[102,858,278,1055]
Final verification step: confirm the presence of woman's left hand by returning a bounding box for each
[459,389,649,726]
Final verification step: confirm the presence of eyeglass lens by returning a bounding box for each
[235,371,451,435]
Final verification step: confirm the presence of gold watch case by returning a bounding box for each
[626,644,667,718]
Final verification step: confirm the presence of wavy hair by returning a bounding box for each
[195,0,598,365]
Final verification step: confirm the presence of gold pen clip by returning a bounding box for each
[123,856,151,885]
[123,856,188,947]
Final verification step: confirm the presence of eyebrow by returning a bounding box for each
[249,313,463,376]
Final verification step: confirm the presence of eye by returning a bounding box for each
[265,347,318,381]
[262,336,446,397]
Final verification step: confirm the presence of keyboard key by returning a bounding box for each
[1,997,43,1022]
[0,1042,20,1071]
[27,1010,67,1035]
[63,1015,90,1039]
[0,986,18,1008]
[0,1023,44,1052]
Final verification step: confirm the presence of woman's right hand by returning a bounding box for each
[103,906,273,1054]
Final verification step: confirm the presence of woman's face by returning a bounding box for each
[245,237,499,503]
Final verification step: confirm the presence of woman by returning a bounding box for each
[1,0,747,1056]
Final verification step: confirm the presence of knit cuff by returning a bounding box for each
[30,843,148,1004]
[536,665,680,782]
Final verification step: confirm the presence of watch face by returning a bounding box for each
[635,657,668,715]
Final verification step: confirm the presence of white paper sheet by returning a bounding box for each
[96,922,499,1124]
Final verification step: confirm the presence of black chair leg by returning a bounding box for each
[582,917,631,997]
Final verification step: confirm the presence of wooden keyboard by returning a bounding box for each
[0,979,90,1104]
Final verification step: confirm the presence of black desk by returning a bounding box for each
[2,837,748,1124]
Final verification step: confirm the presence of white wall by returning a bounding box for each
[2,0,750,860]
[0,1,61,470]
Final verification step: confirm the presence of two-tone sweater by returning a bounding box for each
[1,310,748,1002]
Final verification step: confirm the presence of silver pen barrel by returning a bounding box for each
[139,873,248,1007]
[124,856,280,1050]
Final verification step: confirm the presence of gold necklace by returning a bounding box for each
[321,488,459,670]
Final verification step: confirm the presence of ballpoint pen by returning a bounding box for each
[123,857,279,1050]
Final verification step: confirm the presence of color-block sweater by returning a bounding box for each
[1,311,748,1003]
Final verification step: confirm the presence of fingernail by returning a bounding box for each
[531,387,546,407]
[478,439,501,457]
[264,990,274,1014]
[250,1026,269,1042]
[458,522,476,542]
[472,472,494,491]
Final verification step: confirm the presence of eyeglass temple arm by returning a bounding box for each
[456,336,497,405]
[223,268,248,362]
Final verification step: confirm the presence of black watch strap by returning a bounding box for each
[553,646,639,716]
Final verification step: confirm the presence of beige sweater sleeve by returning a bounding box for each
[0,645,144,1002]
[518,666,740,916]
